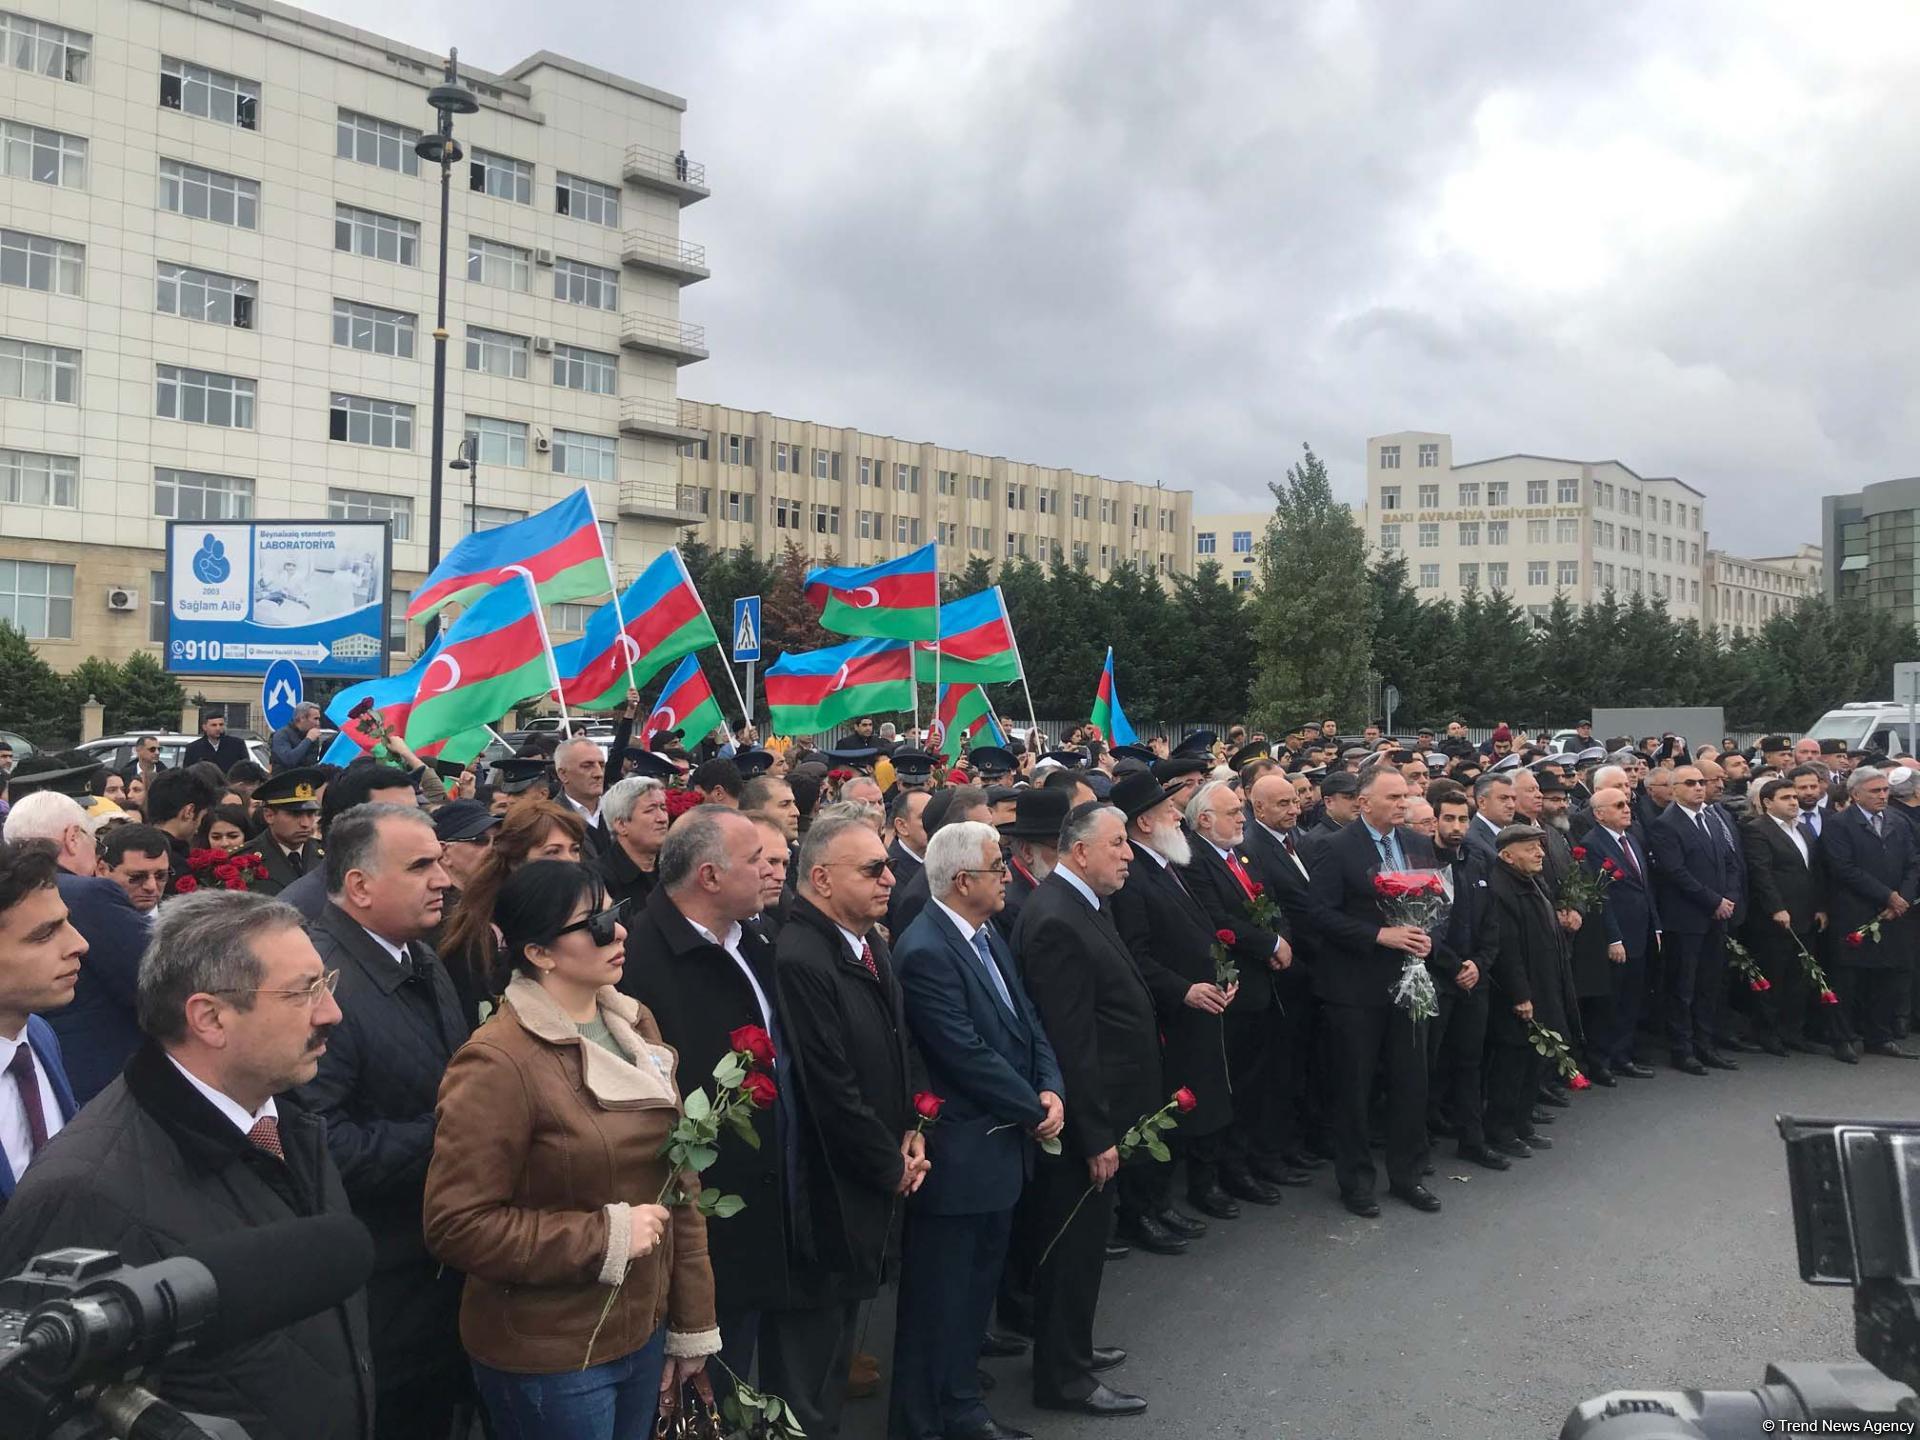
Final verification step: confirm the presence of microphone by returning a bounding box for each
[10,1213,373,1386]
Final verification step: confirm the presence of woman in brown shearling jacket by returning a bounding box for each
[424,859,719,1439]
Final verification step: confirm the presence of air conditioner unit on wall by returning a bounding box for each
[534,248,555,266]
[533,429,551,453]
[533,335,554,354]
[106,586,139,612]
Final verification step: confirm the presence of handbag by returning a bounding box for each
[656,1384,726,1439]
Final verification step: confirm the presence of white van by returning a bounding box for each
[1803,703,1920,757]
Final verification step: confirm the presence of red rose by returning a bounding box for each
[174,876,198,893]
[1749,979,1766,993]
[1846,931,1865,948]
[188,848,223,868]
[1250,881,1265,896]
[1820,989,1840,1005]
[1372,875,1394,897]
[1214,929,1236,946]
[729,1024,776,1068]
[1600,858,1618,874]
[740,1072,778,1108]
[913,1091,944,1121]
[1569,1073,1592,1091]
[1425,876,1445,895]
[253,860,269,878]
[1173,1087,1197,1113]
[348,697,375,719]
[1572,846,1587,860]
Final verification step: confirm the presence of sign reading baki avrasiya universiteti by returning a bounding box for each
[163,520,393,679]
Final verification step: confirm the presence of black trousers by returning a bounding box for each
[1030,1156,1116,1404]
[1485,1042,1542,1143]
[1834,965,1904,1046]
[1179,1128,1228,1197]
[1604,946,1648,1067]
[1748,925,1814,1045]
[1220,998,1276,1170]
[891,1209,1013,1440]
[759,1299,860,1440]
[1577,995,1615,1069]
[1266,970,1319,1160]
[1321,1001,1428,1199]
[1664,927,1726,1059]
[1427,982,1487,1149]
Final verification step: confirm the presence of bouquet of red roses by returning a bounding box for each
[1557,846,1615,916]
[1373,869,1450,1023]
[1723,935,1770,994]
[186,847,269,894]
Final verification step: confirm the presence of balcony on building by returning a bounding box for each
[618,396,708,443]
[622,230,709,283]
[617,473,705,525]
[620,314,708,364]
[623,144,710,205]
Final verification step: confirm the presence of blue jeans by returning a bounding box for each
[472,1326,667,1440]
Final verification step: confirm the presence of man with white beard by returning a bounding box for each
[1109,772,1240,1240]
[993,788,1072,947]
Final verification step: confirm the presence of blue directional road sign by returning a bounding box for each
[261,659,304,731]
[732,596,762,663]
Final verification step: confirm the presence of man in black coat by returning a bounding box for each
[182,708,249,772]
[887,788,930,908]
[0,889,375,1440]
[235,766,325,897]
[297,802,470,1440]
[1648,765,1744,1074]
[1820,767,1920,1057]
[770,809,924,1440]
[1740,776,1827,1056]
[1578,784,1661,1077]
[619,809,792,1378]
[1306,766,1444,1216]
[1015,802,1161,1416]
[1463,772,1517,863]
[1297,769,1359,865]
[995,787,1070,947]
[1483,825,1579,1156]
[1427,789,1504,1168]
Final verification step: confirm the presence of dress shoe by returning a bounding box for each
[1458,1144,1511,1171]
[1536,1086,1571,1108]
[1518,1131,1553,1150]
[980,1330,1028,1359]
[1155,1207,1208,1239]
[1488,1137,1532,1159]
[1090,1347,1127,1372]
[1833,1042,1861,1065]
[1785,1037,1823,1055]
[1672,1055,1709,1076]
[1619,1061,1656,1078]
[1529,1108,1556,1126]
[943,1417,1030,1440]
[1341,1192,1381,1217]
[1867,1041,1920,1059]
[1105,1241,1131,1261]
[1720,1034,1760,1053]
[1218,1170,1283,1206]
[1186,1185,1241,1220]
[1757,1036,1790,1057]
[1283,1150,1329,1170]
[1032,1382,1147,1418]
[1586,1065,1617,1087]
[1390,1182,1443,1212]
[1116,1213,1188,1255]
[1697,1051,1740,1071]
[1249,1159,1315,1187]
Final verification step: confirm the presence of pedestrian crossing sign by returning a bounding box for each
[732,595,762,663]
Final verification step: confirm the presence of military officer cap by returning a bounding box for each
[822,747,880,772]
[255,766,325,813]
[1172,730,1217,758]
[1230,742,1271,770]
[733,749,776,779]
[1490,752,1523,772]
[1758,734,1790,754]
[489,756,552,796]
[1425,752,1448,772]
[1041,749,1088,769]
[5,755,105,802]
[890,749,939,780]
[1496,822,1547,849]
[618,750,682,782]
[1319,770,1360,797]
[1819,738,1847,756]
[965,746,1014,779]
[1576,746,1608,765]
[1112,743,1156,764]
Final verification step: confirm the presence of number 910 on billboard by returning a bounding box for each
[165,520,393,678]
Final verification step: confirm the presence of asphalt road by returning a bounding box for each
[843,1050,1920,1440]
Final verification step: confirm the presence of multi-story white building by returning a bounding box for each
[675,401,1194,580]
[0,0,705,711]
[1362,431,1707,621]
[1703,543,1821,637]
[1190,512,1265,590]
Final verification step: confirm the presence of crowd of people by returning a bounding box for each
[0,700,1910,1440]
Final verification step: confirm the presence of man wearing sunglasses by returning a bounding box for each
[1649,765,1744,1075]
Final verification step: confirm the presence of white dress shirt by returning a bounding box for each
[0,1025,63,1184]
[932,899,1016,1015]
[166,1054,277,1136]
[357,923,411,967]
[687,916,774,1030]
[567,793,602,830]
[1772,814,1811,867]
[1056,865,1101,910]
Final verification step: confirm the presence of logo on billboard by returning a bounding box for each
[191,534,232,584]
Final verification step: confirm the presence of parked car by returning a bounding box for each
[75,732,270,775]
[1804,702,1920,758]
[0,730,38,761]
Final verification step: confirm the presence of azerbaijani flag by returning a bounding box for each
[552,550,719,710]
[318,638,491,766]
[935,683,1006,763]
[913,587,1020,684]
[803,545,939,641]
[407,488,608,622]
[1088,646,1137,746]
[643,655,725,747]
[765,636,914,735]
[403,581,555,752]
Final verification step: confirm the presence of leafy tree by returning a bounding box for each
[0,623,77,747]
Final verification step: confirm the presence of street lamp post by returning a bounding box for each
[449,437,478,534]
[414,51,478,640]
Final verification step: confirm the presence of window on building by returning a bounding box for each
[1459,563,1479,589]
[857,458,875,486]
[463,415,529,468]
[0,559,72,638]
[1417,522,1439,548]
[1690,542,1699,565]
[1226,530,1249,554]
[1526,480,1548,505]
[816,449,836,480]
[464,505,527,532]
[1418,442,1439,467]
[552,342,616,394]
[1556,518,1578,544]
[153,467,250,520]
[772,443,794,473]
[1379,524,1401,551]
[900,464,922,493]
[337,109,419,174]
[1690,579,1700,603]
[1527,519,1549,545]
[899,515,922,543]
[548,603,595,634]
[1418,564,1439,588]
[725,492,754,523]
[331,298,413,357]
[1197,531,1216,554]
[1458,482,1480,506]
[1487,520,1508,545]
[1487,561,1509,590]
[1100,545,1114,569]
[1,449,76,508]
[553,257,618,309]
[159,57,258,129]
[469,148,532,203]
[817,505,843,536]
[1379,444,1400,469]
[1413,484,1435,509]
[1486,481,1508,505]
[0,337,77,403]
[1,120,86,188]
[555,172,619,226]
[467,236,530,291]
[1661,499,1673,523]
[1038,488,1057,515]
[2,12,90,83]
[465,326,529,379]
[157,263,255,329]
[772,497,801,530]
[1101,498,1116,523]
[675,485,710,515]
[391,600,415,655]
[158,158,255,227]
[329,487,413,538]
[1558,560,1579,587]
[1458,522,1479,547]
[969,526,990,551]
[329,394,413,449]
[149,571,169,642]
[155,364,254,428]
[1072,493,1090,519]
[1072,540,1088,565]
[553,429,617,481]
[335,203,415,264]
[2,229,83,297]
[1380,486,1401,511]
[1231,570,1253,591]
[1662,535,1674,561]
[1602,564,1615,589]
[1527,560,1548,586]
[1558,477,1580,504]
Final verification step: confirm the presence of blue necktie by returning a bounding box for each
[972,929,1017,1016]
[1375,828,1405,871]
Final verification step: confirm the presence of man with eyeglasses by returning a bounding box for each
[119,732,168,792]
[0,888,373,1440]
[300,802,468,1440]
[1649,765,1743,1075]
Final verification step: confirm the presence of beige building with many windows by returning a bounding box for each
[1190,512,1267,589]
[674,401,1194,579]
[1361,431,1708,622]
[0,0,705,708]
[1703,543,1821,637]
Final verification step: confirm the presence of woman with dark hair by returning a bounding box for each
[194,803,253,855]
[438,799,588,1019]
[423,860,718,1438]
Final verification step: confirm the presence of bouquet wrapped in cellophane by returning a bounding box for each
[1373,869,1451,1023]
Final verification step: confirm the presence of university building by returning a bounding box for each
[1189,511,1266,590]
[1702,544,1821,638]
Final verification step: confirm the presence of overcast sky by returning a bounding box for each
[320,0,1920,555]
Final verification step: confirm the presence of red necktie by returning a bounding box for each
[1225,850,1256,900]
[858,940,881,982]
[8,1042,48,1157]
[1616,833,1642,880]
[246,1115,284,1161]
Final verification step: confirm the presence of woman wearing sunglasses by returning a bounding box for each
[423,858,719,1439]
[438,799,589,1022]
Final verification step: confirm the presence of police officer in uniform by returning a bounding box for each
[235,765,324,895]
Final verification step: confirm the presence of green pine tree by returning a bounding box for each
[0,622,78,747]
[111,652,186,732]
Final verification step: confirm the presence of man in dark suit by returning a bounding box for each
[1482,824,1578,1156]
[1740,776,1826,1056]
[1580,786,1661,1077]
[298,802,470,1440]
[1463,772,1517,863]
[1649,765,1742,1075]
[1015,802,1159,1418]
[1426,788,1503,1168]
[888,789,930,894]
[996,788,1070,947]
[892,820,1069,1440]
[235,767,325,897]
[1820,767,1919,1058]
[0,840,83,1212]
[1306,766,1443,1216]
[182,709,249,773]
[1297,770,1359,865]
[553,735,614,862]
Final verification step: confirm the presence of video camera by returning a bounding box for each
[1560,1116,1920,1438]
[0,1214,372,1440]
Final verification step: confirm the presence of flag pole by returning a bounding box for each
[671,549,754,734]
[584,485,639,698]
[1001,585,1041,742]
[508,566,572,737]
[929,555,942,752]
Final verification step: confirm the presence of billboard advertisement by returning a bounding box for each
[164,520,392,678]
